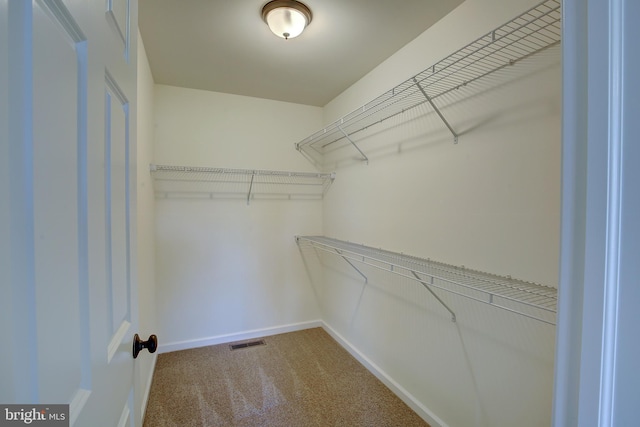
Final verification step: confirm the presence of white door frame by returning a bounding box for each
[554,0,639,425]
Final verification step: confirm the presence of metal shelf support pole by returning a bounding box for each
[413,78,459,144]
[246,172,255,205]
[335,249,368,283]
[411,271,457,322]
[337,124,369,164]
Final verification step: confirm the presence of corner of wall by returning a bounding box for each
[320,321,448,427]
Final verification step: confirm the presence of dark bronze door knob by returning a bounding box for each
[133,333,158,359]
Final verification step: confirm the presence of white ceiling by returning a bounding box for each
[138,0,465,107]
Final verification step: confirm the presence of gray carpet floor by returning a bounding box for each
[143,328,429,426]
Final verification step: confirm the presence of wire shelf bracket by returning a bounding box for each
[337,124,369,164]
[295,0,561,167]
[335,248,369,283]
[246,172,255,205]
[411,271,457,322]
[296,235,557,325]
[413,78,459,144]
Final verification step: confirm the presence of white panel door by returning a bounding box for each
[1,0,140,425]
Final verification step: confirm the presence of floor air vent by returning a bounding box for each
[229,339,266,350]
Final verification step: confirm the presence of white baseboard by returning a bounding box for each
[157,319,323,354]
[321,321,448,427]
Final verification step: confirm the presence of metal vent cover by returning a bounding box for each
[229,339,266,350]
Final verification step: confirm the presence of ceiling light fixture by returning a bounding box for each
[261,0,312,40]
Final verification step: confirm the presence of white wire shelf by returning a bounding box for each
[296,235,557,325]
[150,164,335,203]
[295,0,561,168]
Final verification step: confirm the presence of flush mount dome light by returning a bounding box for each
[261,0,312,40]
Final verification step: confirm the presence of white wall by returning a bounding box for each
[135,32,158,425]
[153,85,324,349]
[313,0,560,426]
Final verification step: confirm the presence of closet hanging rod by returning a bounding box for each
[149,164,335,180]
[296,236,557,325]
[149,164,336,202]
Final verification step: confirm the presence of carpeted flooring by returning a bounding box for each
[143,328,429,427]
